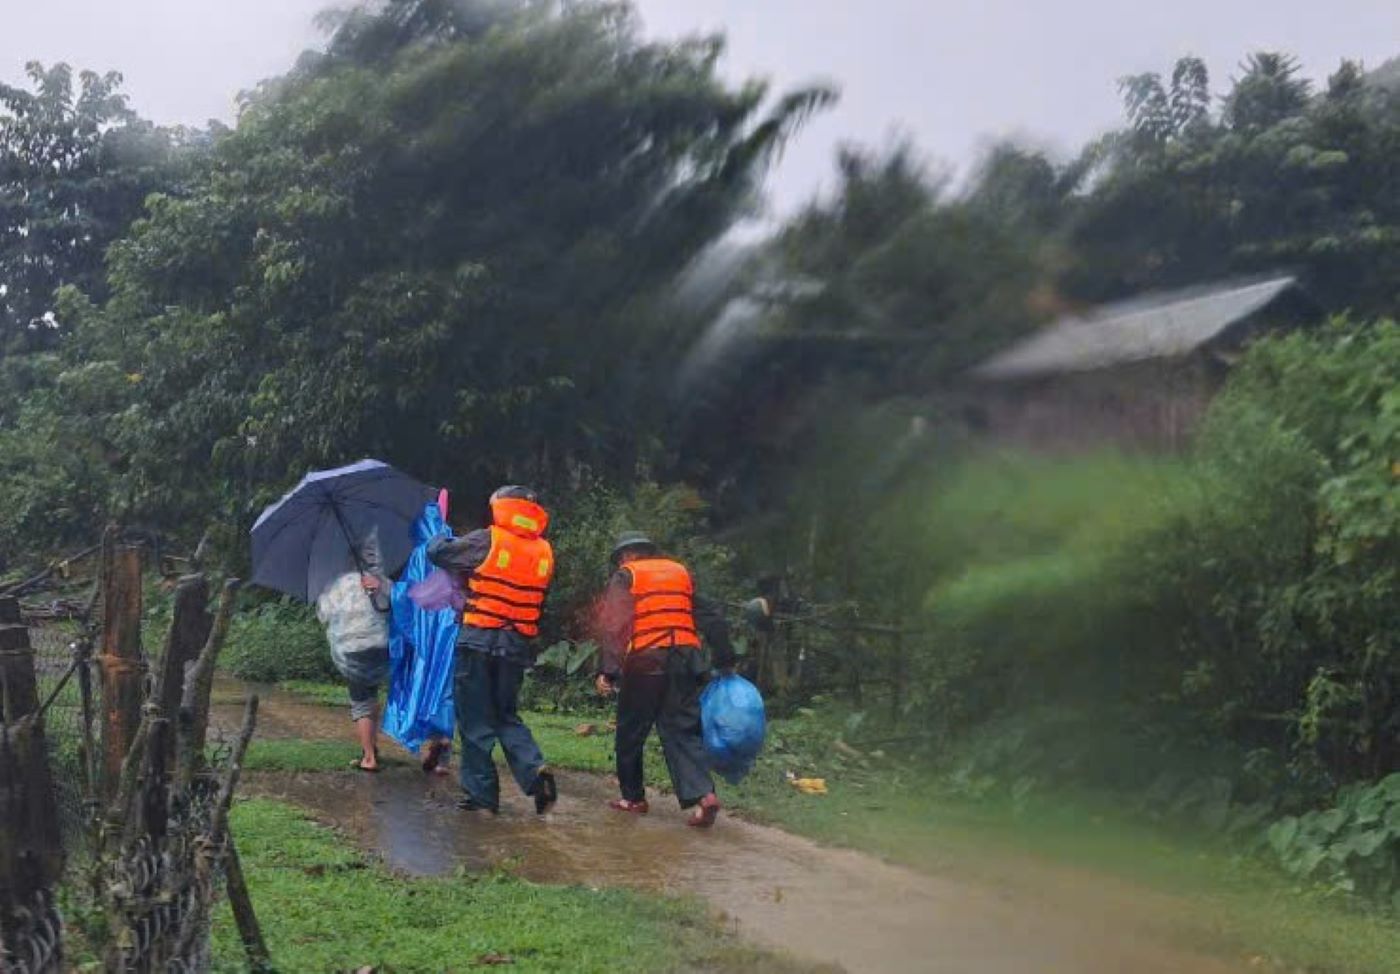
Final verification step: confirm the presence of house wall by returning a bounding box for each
[967,357,1226,453]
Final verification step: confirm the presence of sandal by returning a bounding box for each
[687,793,720,829]
[609,798,649,815]
[350,757,381,773]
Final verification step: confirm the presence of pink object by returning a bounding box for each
[437,488,450,521]
[408,568,466,613]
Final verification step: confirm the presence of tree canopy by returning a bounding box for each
[0,62,178,354]
[53,0,831,549]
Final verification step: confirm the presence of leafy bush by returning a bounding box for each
[544,481,739,642]
[223,598,337,684]
[522,640,607,712]
[0,357,119,572]
[522,481,739,705]
[1266,774,1400,908]
[1139,320,1399,780]
[878,321,1399,792]
[899,451,1198,738]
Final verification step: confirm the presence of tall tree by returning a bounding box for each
[1068,52,1400,313]
[670,142,1051,517]
[1223,52,1311,131]
[0,63,175,353]
[60,0,831,545]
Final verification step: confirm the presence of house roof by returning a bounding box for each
[973,275,1299,381]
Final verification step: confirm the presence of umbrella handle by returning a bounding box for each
[330,498,370,575]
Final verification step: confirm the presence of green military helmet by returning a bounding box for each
[610,530,658,567]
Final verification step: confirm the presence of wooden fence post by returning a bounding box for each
[0,595,65,972]
[175,579,240,793]
[155,574,211,762]
[98,544,145,803]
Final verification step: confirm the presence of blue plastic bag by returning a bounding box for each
[383,503,459,751]
[700,673,766,784]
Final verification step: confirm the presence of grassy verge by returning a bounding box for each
[244,738,417,773]
[214,798,819,973]
[274,678,356,708]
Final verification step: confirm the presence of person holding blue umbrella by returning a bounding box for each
[315,531,394,770]
[251,459,435,771]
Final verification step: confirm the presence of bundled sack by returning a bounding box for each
[700,673,766,784]
[317,572,391,687]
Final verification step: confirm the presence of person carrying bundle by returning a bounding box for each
[594,532,735,828]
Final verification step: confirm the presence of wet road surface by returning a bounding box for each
[215,681,1249,974]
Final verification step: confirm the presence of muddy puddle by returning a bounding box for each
[218,681,1248,974]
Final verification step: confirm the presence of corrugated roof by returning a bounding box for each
[974,276,1298,381]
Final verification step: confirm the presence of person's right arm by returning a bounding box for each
[427,528,491,576]
[594,570,634,692]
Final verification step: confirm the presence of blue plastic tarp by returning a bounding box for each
[700,673,766,784]
[383,503,458,751]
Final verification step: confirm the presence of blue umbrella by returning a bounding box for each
[250,459,436,602]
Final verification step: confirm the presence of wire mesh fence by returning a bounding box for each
[29,624,96,872]
[3,538,267,972]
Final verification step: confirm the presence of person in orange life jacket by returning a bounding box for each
[428,486,558,815]
[594,532,736,828]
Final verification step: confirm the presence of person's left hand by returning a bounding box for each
[360,574,381,593]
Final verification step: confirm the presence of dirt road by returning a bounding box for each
[216,683,1247,974]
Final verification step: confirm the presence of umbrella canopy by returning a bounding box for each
[251,459,436,602]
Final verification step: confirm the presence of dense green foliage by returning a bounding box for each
[223,598,338,683]
[1267,774,1400,908]
[807,323,1398,790]
[1068,54,1400,312]
[49,0,826,563]
[0,62,179,353]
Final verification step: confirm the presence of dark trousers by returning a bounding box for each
[346,679,379,723]
[454,649,544,809]
[616,648,714,808]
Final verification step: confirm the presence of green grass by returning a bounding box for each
[243,738,413,773]
[213,798,821,973]
[274,678,362,708]
[523,711,669,787]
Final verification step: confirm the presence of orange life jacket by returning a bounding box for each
[463,497,553,638]
[626,557,701,652]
